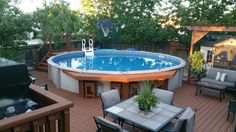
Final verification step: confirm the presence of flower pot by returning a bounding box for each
[188,77,198,86]
[138,102,151,112]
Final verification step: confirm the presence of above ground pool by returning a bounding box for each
[48,50,186,74]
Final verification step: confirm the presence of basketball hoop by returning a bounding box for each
[97,19,112,37]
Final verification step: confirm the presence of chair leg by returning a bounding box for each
[195,85,198,96]
[227,110,230,120]
[220,92,222,102]
[195,85,199,96]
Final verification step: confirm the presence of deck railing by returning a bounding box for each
[36,36,52,66]
[36,34,93,67]
[0,85,73,132]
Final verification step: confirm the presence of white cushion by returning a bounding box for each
[220,73,227,82]
[215,72,221,81]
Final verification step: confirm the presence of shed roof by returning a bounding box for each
[201,35,236,47]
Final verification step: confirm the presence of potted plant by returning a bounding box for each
[188,51,205,85]
[135,81,157,112]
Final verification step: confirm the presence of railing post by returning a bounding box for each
[49,35,52,53]
[48,115,56,132]
[35,50,39,67]
[64,109,70,132]
[32,121,39,132]
[66,33,72,51]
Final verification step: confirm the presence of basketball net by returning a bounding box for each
[101,27,110,37]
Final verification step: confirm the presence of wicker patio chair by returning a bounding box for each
[152,88,174,105]
[160,107,195,132]
[99,89,121,118]
[227,99,236,120]
[93,116,128,132]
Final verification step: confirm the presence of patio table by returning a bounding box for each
[195,81,226,101]
[105,96,183,132]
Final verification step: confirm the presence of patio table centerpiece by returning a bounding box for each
[135,81,157,112]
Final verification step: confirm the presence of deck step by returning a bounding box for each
[39,63,48,68]
[37,51,65,72]
[36,67,48,72]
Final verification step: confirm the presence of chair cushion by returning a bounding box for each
[201,77,235,88]
[97,116,121,129]
[215,72,221,81]
[222,69,236,82]
[207,68,222,79]
[101,89,121,109]
[152,88,174,105]
[206,67,236,82]
[220,73,227,82]
[97,117,128,132]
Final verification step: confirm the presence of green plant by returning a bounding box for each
[135,81,157,112]
[189,51,205,79]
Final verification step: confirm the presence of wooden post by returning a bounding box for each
[121,83,130,99]
[48,115,56,132]
[66,33,72,51]
[13,127,21,132]
[32,121,39,132]
[79,80,84,97]
[63,110,70,132]
[49,35,52,53]
[189,31,208,55]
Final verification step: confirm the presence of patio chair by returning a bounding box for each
[160,107,195,132]
[152,88,174,105]
[99,89,121,118]
[227,99,236,120]
[93,116,129,132]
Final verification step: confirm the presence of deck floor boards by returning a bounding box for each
[31,71,235,132]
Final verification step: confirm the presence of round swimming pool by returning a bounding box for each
[48,50,186,74]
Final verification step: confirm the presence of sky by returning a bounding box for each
[16,0,82,13]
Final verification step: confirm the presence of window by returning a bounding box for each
[207,50,212,62]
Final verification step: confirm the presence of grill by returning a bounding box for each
[0,58,41,120]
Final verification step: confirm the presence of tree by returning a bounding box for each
[169,0,236,45]
[0,0,33,61]
[33,0,82,38]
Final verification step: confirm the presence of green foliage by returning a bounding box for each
[189,51,205,78]
[33,0,82,38]
[171,0,236,25]
[79,0,236,47]
[0,0,32,61]
[135,81,157,112]
[169,0,236,45]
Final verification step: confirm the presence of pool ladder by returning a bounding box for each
[82,39,94,57]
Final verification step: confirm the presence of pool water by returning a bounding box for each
[51,50,182,72]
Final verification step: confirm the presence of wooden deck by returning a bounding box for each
[30,71,235,132]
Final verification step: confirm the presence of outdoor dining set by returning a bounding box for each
[94,88,195,132]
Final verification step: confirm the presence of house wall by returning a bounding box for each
[200,46,214,68]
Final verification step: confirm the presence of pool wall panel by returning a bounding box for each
[60,71,79,93]
[168,69,183,91]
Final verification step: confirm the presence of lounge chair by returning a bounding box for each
[152,88,174,105]
[160,107,195,132]
[93,116,128,132]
